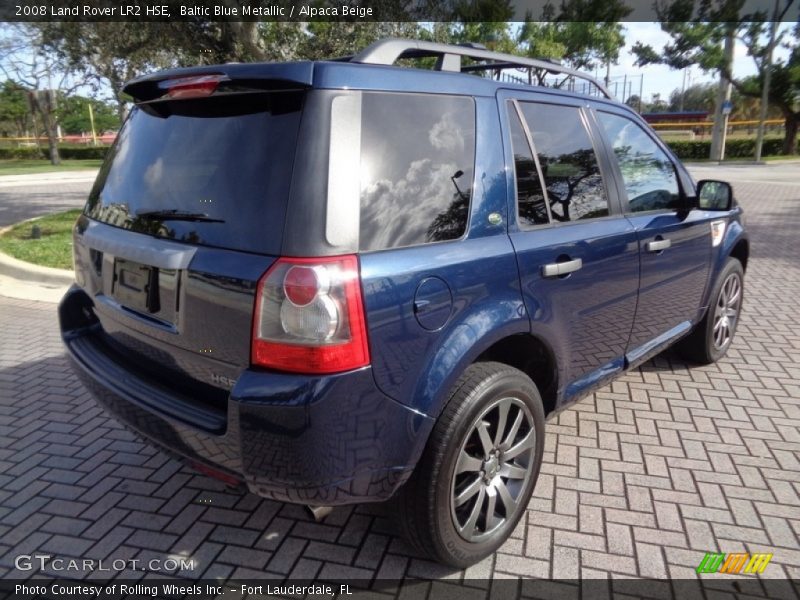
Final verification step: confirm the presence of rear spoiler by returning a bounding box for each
[123,62,315,103]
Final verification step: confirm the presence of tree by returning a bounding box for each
[625,94,642,111]
[437,0,518,52]
[260,23,307,62]
[517,0,631,88]
[668,82,716,112]
[738,38,800,154]
[649,92,669,113]
[0,80,30,138]
[57,95,119,135]
[667,82,780,119]
[298,22,422,60]
[34,20,282,121]
[0,24,83,164]
[633,0,799,155]
[35,23,183,121]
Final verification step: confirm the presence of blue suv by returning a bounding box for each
[60,39,748,567]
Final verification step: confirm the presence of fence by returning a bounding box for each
[0,134,116,148]
[650,119,785,140]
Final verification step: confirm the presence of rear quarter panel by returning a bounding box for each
[360,237,528,417]
[360,96,529,417]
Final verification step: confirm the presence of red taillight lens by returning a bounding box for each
[251,255,370,374]
[160,74,225,99]
[283,265,321,307]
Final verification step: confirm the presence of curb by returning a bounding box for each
[0,249,74,286]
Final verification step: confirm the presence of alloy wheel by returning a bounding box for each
[450,396,536,542]
[712,272,742,351]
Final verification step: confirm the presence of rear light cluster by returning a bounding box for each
[251,255,370,374]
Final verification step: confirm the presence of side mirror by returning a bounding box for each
[696,180,733,211]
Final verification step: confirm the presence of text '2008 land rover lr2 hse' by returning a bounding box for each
[60,39,748,567]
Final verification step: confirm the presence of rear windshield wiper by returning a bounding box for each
[135,209,225,223]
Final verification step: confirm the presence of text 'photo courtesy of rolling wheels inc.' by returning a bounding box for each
[0,1,799,599]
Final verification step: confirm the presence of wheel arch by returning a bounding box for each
[475,334,559,417]
[729,237,749,272]
[702,222,748,312]
[415,319,561,421]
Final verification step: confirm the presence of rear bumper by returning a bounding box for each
[60,286,433,505]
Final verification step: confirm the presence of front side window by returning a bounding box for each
[597,112,680,213]
[358,93,476,252]
[518,102,609,222]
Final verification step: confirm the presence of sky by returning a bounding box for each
[612,22,795,104]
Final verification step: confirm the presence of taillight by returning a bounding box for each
[251,255,370,374]
[159,74,226,99]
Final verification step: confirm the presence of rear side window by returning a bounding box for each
[597,112,680,213]
[85,93,303,255]
[508,105,549,226]
[358,93,475,252]
[517,102,609,222]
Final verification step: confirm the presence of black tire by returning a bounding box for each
[393,362,545,568]
[678,257,744,364]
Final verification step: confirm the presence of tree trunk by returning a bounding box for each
[115,98,128,124]
[28,90,61,165]
[41,112,60,166]
[41,91,60,166]
[33,112,60,165]
[783,113,798,155]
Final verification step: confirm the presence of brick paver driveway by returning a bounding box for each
[0,165,798,587]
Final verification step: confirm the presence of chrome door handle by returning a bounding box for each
[646,239,672,252]
[541,258,582,278]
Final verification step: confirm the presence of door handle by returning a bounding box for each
[541,258,582,278]
[646,239,672,252]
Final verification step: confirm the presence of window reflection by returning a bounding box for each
[508,106,549,226]
[359,93,476,252]
[518,103,609,222]
[597,112,680,213]
[85,93,302,254]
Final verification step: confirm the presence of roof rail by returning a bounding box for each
[350,38,613,100]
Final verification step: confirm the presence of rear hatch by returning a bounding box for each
[72,71,307,404]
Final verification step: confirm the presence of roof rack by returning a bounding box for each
[350,38,613,100]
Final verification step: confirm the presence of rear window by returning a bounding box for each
[358,93,476,252]
[85,92,303,255]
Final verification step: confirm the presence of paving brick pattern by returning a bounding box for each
[0,175,799,585]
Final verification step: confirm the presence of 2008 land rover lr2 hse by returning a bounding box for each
[60,39,748,567]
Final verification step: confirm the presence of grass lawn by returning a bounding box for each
[0,209,81,270]
[0,159,102,176]
[763,154,800,162]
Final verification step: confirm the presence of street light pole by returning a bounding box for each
[679,69,687,113]
[638,73,644,114]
